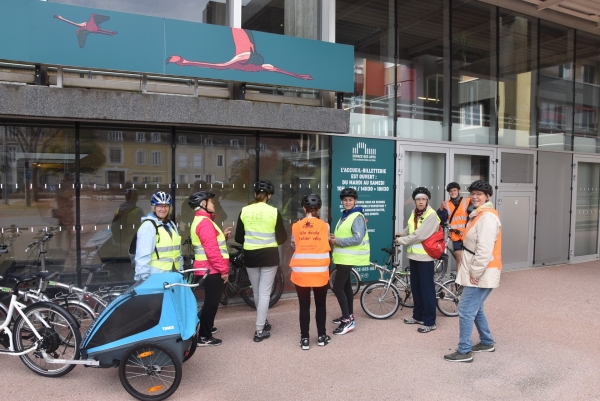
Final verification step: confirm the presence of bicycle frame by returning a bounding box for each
[0,289,47,356]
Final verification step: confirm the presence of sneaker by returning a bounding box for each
[417,325,436,333]
[253,330,271,342]
[300,338,310,350]
[333,320,355,335]
[317,335,332,346]
[263,320,272,331]
[197,337,222,347]
[444,350,473,363]
[211,327,218,334]
[404,317,424,325]
[332,314,354,325]
[471,342,495,353]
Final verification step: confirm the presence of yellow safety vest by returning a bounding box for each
[407,208,440,255]
[149,221,182,271]
[240,202,278,251]
[332,212,370,266]
[191,215,230,262]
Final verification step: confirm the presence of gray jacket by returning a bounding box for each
[396,205,439,262]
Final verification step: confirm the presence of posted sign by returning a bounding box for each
[331,137,395,282]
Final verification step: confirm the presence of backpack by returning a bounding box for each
[422,225,446,260]
[129,220,160,263]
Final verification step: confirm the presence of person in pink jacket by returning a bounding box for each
[188,190,232,346]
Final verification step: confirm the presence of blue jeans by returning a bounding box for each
[458,286,494,354]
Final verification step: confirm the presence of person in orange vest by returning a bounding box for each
[438,182,473,271]
[444,180,502,363]
[290,194,332,350]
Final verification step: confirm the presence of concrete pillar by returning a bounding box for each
[284,0,318,40]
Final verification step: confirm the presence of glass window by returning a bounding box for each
[136,132,146,142]
[498,9,538,148]
[0,125,76,280]
[451,1,497,144]
[242,1,285,36]
[179,135,187,145]
[454,155,490,195]
[135,149,146,165]
[337,0,395,137]
[151,151,163,166]
[574,162,600,256]
[179,153,187,168]
[573,31,600,153]
[109,147,122,164]
[151,133,162,143]
[538,21,574,151]
[193,154,202,168]
[217,154,224,167]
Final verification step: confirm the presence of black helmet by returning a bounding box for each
[188,190,215,210]
[302,194,322,209]
[446,182,461,192]
[254,180,275,195]
[467,180,493,196]
[412,186,431,200]
[340,187,358,200]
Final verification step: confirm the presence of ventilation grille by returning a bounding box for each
[501,153,534,183]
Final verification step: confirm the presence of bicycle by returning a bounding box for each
[360,243,462,319]
[328,265,361,296]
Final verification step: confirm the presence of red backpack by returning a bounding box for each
[422,225,446,259]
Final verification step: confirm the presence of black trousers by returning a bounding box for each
[332,264,354,319]
[409,259,436,326]
[295,284,328,338]
[198,273,225,339]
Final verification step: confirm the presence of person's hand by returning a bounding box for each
[329,234,336,245]
[224,227,233,241]
[440,200,444,210]
[470,276,479,285]
[221,273,229,283]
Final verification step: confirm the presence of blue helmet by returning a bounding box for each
[151,191,172,205]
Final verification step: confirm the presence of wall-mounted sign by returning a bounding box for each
[331,137,395,282]
[0,0,354,93]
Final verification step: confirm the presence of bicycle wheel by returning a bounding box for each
[93,291,121,315]
[393,274,414,308]
[182,334,197,363]
[0,301,7,326]
[13,302,81,377]
[329,267,361,296]
[436,279,462,317]
[433,258,448,282]
[240,267,284,309]
[360,281,400,319]
[0,302,8,349]
[119,342,182,401]
[62,301,95,339]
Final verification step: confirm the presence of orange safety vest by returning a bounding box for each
[443,197,469,242]
[290,217,331,287]
[462,209,502,270]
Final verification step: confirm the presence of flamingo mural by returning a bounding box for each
[167,28,313,80]
[53,14,117,48]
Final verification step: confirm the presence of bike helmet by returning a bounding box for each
[150,190,172,205]
[339,187,358,200]
[412,186,431,200]
[254,180,275,195]
[467,180,493,196]
[301,194,322,209]
[188,190,215,210]
[446,182,461,192]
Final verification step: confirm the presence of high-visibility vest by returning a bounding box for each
[332,212,370,266]
[443,197,469,242]
[149,221,182,271]
[407,207,441,255]
[462,208,502,270]
[191,215,230,262]
[240,202,278,251]
[290,218,331,287]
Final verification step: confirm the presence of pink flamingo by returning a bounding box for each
[167,28,313,80]
[53,14,117,48]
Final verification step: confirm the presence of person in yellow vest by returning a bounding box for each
[134,191,183,281]
[188,190,232,347]
[330,187,369,335]
[290,194,332,350]
[445,180,501,363]
[438,182,472,271]
[396,187,440,333]
[235,180,287,342]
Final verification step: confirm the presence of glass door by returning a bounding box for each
[570,156,600,260]
[450,148,495,202]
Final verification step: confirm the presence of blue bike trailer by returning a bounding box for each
[81,272,199,367]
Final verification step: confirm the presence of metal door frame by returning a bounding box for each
[496,189,536,270]
[569,155,600,262]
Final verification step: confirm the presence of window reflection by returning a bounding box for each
[573,32,600,153]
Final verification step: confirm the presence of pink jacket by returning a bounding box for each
[193,210,229,276]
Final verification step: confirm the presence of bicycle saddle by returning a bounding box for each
[0,244,8,254]
[35,271,60,281]
[381,248,394,255]
[82,264,104,273]
[5,273,39,284]
[438,254,449,262]
[229,244,243,252]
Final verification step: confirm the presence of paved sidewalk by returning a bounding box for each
[4,261,600,400]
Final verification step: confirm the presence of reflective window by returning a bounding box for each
[538,21,574,151]
[451,1,497,144]
[498,10,538,148]
[243,1,285,35]
[573,32,600,153]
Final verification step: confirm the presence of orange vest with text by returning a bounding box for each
[290,217,331,287]
[462,208,502,270]
[443,197,469,242]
